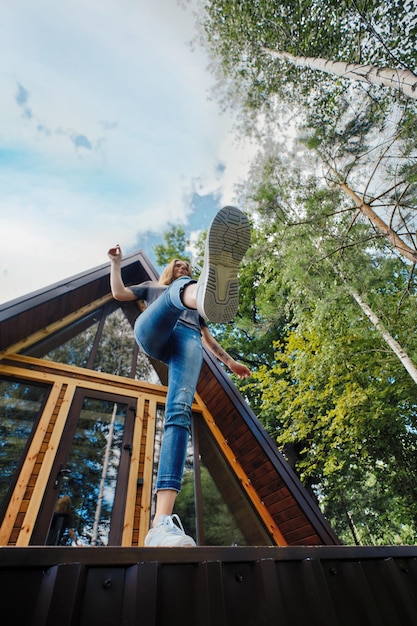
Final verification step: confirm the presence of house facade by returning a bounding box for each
[1,251,416,625]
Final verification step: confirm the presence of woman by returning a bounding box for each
[108,206,251,547]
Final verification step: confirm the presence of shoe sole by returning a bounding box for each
[197,206,251,323]
[144,534,196,547]
[144,539,196,547]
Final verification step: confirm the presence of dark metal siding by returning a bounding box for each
[1,546,417,626]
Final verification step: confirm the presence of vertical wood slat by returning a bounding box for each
[0,382,66,545]
[122,395,146,546]
[138,397,158,547]
[16,384,77,546]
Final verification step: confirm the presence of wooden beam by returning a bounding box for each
[195,396,288,547]
[122,396,146,546]
[16,383,77,546]
[138,398,158,547]
[0,294,114,360]
[0,354,169,399]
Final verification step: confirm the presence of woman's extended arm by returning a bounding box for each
[200,325,251,379]
[107,245,138,301]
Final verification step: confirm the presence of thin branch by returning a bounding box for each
[344,209,362,236]
[363,141,396,199]
[348,0,411,71]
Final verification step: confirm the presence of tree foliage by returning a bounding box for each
[200,0,417,112]
[153,225,192,268]
[154,137,417,542]
[158,2,417,542]
[238,151,417,544]
[199,0,417,262]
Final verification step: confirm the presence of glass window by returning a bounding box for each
[48,397,128,546]
[92,309,158,381]
[24,310,101,368]
[175,460,248,547]
[26,307,160,383]
[0,378,48,512]
[43,321,99,368]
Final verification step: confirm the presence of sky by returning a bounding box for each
[0,0,256,304]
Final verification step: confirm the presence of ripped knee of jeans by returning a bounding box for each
[179,279,197,308]
[164,387,194,430]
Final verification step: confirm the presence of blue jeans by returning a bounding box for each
[134,277,203,492]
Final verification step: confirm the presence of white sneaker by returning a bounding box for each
[144,514,196,547]
[196,206,251,323]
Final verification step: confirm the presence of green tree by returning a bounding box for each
[200,0,417,113]
[249,314,417,544]
[154,225,192,268]
[151,161,417,544]
[236,150,417,543]
[199,0,417,263]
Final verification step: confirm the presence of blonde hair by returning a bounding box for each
[158,259,192,285]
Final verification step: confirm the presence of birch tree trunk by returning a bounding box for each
[263,48,417,101]
[288,206,417,385]
[338,180,417,264]
[91,402,117,545]
[348,287,417,385]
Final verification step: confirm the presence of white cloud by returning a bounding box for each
[0,0,256,304]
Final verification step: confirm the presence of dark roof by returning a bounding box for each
[0,250,339,545]
[0,250,156,352]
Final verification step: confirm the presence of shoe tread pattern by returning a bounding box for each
[204,206,250,323]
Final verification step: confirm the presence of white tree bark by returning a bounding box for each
[338,180,417,265]
[348,287,417,385]
[260,47,417,382]
[263,48,417,100]
[91,402,117,545]
[288,206,417,385]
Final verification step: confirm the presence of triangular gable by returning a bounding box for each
[0,251,339,545]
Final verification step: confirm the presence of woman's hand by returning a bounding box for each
[229,360,252,379]
[108,244,122,263]
[107,245,137,301]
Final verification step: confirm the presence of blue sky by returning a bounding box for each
[0,0,255,303]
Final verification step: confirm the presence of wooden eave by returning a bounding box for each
[197,353,339,545]
[0,250,158,353]
[0,250,339,546]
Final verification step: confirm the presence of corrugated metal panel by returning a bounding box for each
[1,546,417,626]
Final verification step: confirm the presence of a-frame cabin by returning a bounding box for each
[1,251,417,626]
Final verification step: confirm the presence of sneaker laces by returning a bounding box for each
[160,514,186,535]
[191,256,204,275]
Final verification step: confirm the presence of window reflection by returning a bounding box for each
[0,379,47,512]
[26,307,160,383]
[51,398,127,546]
